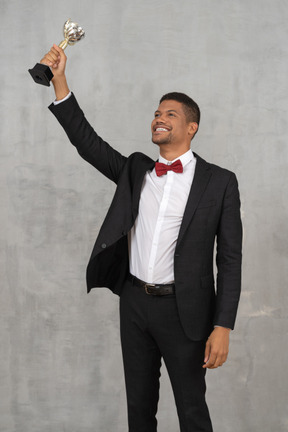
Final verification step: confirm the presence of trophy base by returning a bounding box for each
[28,63,54,86]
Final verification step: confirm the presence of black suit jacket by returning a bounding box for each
[49,94,242,341]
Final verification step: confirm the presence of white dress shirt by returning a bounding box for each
[129,150,196,283]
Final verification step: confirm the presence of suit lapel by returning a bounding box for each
[176,154,212,247]
[132,158,155,220]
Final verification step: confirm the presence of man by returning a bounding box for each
[41,44,242,432]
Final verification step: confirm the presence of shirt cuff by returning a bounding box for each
[53,92,72,105]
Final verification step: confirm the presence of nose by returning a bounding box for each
[155,114,166,124]
[152,117,163,130]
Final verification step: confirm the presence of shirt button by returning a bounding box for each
[101,243,107,249]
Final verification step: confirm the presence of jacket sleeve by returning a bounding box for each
[214,172,243,329]
[48,93,127,184]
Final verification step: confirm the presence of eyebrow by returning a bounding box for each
[154,109,179,115]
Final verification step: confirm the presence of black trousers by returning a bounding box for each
[120,278,213,432]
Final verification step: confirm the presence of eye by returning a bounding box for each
[168,113,175,117]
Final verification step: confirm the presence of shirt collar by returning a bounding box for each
[158,149,195,168]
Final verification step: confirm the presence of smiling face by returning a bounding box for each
[151,100,198,151]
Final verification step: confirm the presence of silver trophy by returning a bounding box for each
[28,19,85,86]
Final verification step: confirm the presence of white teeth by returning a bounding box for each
[156,128,168,132]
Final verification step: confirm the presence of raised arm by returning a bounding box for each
[41,45,127,183]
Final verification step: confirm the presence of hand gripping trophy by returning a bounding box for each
[29,19,85,86]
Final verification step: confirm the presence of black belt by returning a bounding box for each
[128,274,175,296]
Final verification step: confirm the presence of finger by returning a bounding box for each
[40,53,58,67]
[211,352,228,369]
[40,57,52,67]
[47,49,60,63]
[52,44,67,60]
[50,45,60,54]
[49,53,61,64]
[203,351,217,369]
[52,43,63,54]
[208,353,217,367]
[204,340,210,364]
[212,357,222,369]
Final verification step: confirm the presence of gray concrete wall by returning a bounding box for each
[1,0,287,431]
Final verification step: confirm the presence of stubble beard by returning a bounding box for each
[152,133,172,146]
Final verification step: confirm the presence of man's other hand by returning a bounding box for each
[203,327,230,369]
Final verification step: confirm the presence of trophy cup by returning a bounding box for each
[28,19,85,86]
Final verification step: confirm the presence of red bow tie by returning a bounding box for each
[155,159,183,177]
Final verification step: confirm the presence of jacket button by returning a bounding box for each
[101,243,107,249]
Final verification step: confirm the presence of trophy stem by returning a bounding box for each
[58,39,68,50]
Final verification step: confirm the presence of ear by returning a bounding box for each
[188,122,198,138]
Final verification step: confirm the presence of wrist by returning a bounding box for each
[214,326,231,333]
[52,75,69,100]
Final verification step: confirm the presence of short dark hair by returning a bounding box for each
[159,92,201,126]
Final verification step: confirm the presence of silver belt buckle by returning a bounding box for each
[145,283,155,295]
